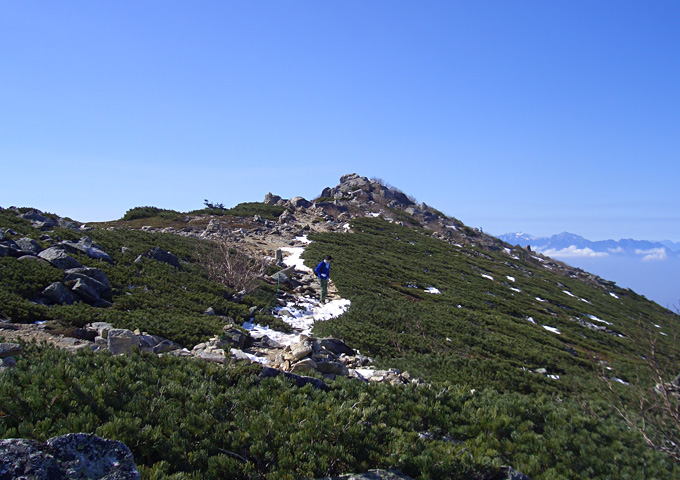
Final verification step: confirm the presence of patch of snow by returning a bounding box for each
[506,276,515,282]
[504,248,512,255]
[587,314,612,326]
[354,368,377,380]
[536,297,546,302]
[653,323,662,328]
[580,298,591,304]
[425,286,441,294]
[481,274,494,281]
[660,332,668,336]
[273,298,351,336]
[609,292,619,299]
[547,374,560,380]
[294,235,312,244]
[510,287,521,293]
[563,290,576,297]
[526,317,536,324]
[614,377,630,385]
[280,247,312,272]
[543,325,561,335]
[242,320,301,347]
[368,212,381,218]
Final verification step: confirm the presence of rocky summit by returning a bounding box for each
[0,174,678,480]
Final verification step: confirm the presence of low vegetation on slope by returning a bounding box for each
[1,208,679,479]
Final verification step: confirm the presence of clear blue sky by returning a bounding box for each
[2,1,679,241]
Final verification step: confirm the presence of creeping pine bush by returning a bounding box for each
[0,224,274,347]
[0,342,676,480]
[2,210,679,478]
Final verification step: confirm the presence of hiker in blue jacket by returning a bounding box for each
[314,255,332,303]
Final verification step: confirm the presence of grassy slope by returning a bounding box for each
[1,210,679,479]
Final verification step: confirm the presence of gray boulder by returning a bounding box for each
[137,247,180,268]
[0,433,140,480]
[19,210,58,230]
[221,326,247,349]
[65,267,111,291]
[1,356,17,369]
[318,338,355,356]
[64,270,111,298]
[71,278,101,304]
[289,196,311,209]
[42,282,76,305]
[38,247,82,270]
[315,360,350,376]
[152,339,181,354]
[15,237,42,255]
[0,343,22,358]
[107,329,139,355]
[61,237,113,264]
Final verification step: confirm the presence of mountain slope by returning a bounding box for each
[1,174,679,480]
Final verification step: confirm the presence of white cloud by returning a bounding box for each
[635,248,667,262]
[540,246,609,258]
[608,247,624,254]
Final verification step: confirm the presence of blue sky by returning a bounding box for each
[2,1,679,241]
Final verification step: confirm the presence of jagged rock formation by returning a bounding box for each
[0,433,140,480]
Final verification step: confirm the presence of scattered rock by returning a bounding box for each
[0,343,22,358]
[70,278,101,304]
[42,282,76,305]
[38,247,82,270]
[107,329,140,355]
[15,237,42,255]
[317,338,354,356]
[320,469,413,480]
[0,433,140,480]
[136,247,181,268]
[61,237,113,263]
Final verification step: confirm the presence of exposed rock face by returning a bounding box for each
[0,433,140,480]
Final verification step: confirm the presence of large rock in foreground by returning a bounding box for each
[0,433,140,479]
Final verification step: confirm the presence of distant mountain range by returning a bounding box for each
[498,232,680,261]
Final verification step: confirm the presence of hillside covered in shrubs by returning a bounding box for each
[1,174,679,479]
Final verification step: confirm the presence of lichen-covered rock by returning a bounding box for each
[0,433,140,480]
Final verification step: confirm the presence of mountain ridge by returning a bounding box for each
[1,173,679,479]
[498,231,680,256]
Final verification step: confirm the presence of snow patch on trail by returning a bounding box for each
[244,236,351,351]
[281,247,312,272]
